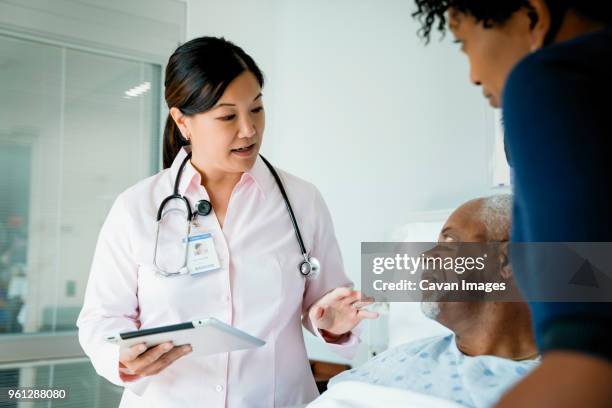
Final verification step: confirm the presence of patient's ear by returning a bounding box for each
[499,242,512,280]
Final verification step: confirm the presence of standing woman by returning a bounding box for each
[77,37,376,407]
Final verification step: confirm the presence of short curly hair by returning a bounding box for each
[412,0,612,44]
[412,0,532,43]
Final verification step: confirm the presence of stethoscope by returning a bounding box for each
[153,152,321,279]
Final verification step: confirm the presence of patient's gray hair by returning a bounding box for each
[478,194,513,241]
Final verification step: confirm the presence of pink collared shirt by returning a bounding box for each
[77,148,359,408]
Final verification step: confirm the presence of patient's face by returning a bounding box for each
[438,200,487,244]
[421,200,488,323]
[448,8,534,108]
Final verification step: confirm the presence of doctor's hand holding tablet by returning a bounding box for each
[113,317,265,381]
[77,36,377,408]
[118,342,192,382]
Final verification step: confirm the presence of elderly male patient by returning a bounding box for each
[328,194,539,407]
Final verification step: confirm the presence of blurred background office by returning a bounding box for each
[0,0,508,406]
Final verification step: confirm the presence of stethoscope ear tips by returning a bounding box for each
[196,200,212,216]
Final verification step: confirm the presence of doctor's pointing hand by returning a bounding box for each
[309,288,378,341]
[77,36,378,408]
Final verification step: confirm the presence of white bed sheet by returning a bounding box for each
[304,381,462,408]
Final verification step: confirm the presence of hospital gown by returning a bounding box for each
[328,334,539,408]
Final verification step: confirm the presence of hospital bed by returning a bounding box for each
[287,212,455,408]
[359,212,453,359]
[306,381,462,408]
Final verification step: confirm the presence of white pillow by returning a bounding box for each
[387,218,452,348]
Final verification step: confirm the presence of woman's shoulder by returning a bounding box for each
[272,166,321,203]
[270,166,336,219]
[276,167,316,189]
[115,168,173,208]
[504,29,612,108]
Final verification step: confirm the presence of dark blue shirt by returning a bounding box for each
[503,26,612,359]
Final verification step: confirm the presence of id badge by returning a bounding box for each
[186,231,221,275]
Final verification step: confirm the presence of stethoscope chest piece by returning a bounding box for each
[196,199,212,216]
[155,152,322,279]
[300,256,320,280]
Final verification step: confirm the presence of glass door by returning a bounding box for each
[0,33,161,407]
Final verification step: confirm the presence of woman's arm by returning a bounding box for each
[497,352,612,407]
[301,188,376,356]
[76,193,147,392]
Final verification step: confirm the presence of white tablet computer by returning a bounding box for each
[105,317,265,356]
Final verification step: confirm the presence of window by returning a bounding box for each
[0,33,161,406]
[491,109,511,188]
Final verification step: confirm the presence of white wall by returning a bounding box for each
[188,0,497,288]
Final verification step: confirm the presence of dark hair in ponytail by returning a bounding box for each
[162,37,265,168]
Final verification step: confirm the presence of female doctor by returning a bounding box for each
[77,36,377,408]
